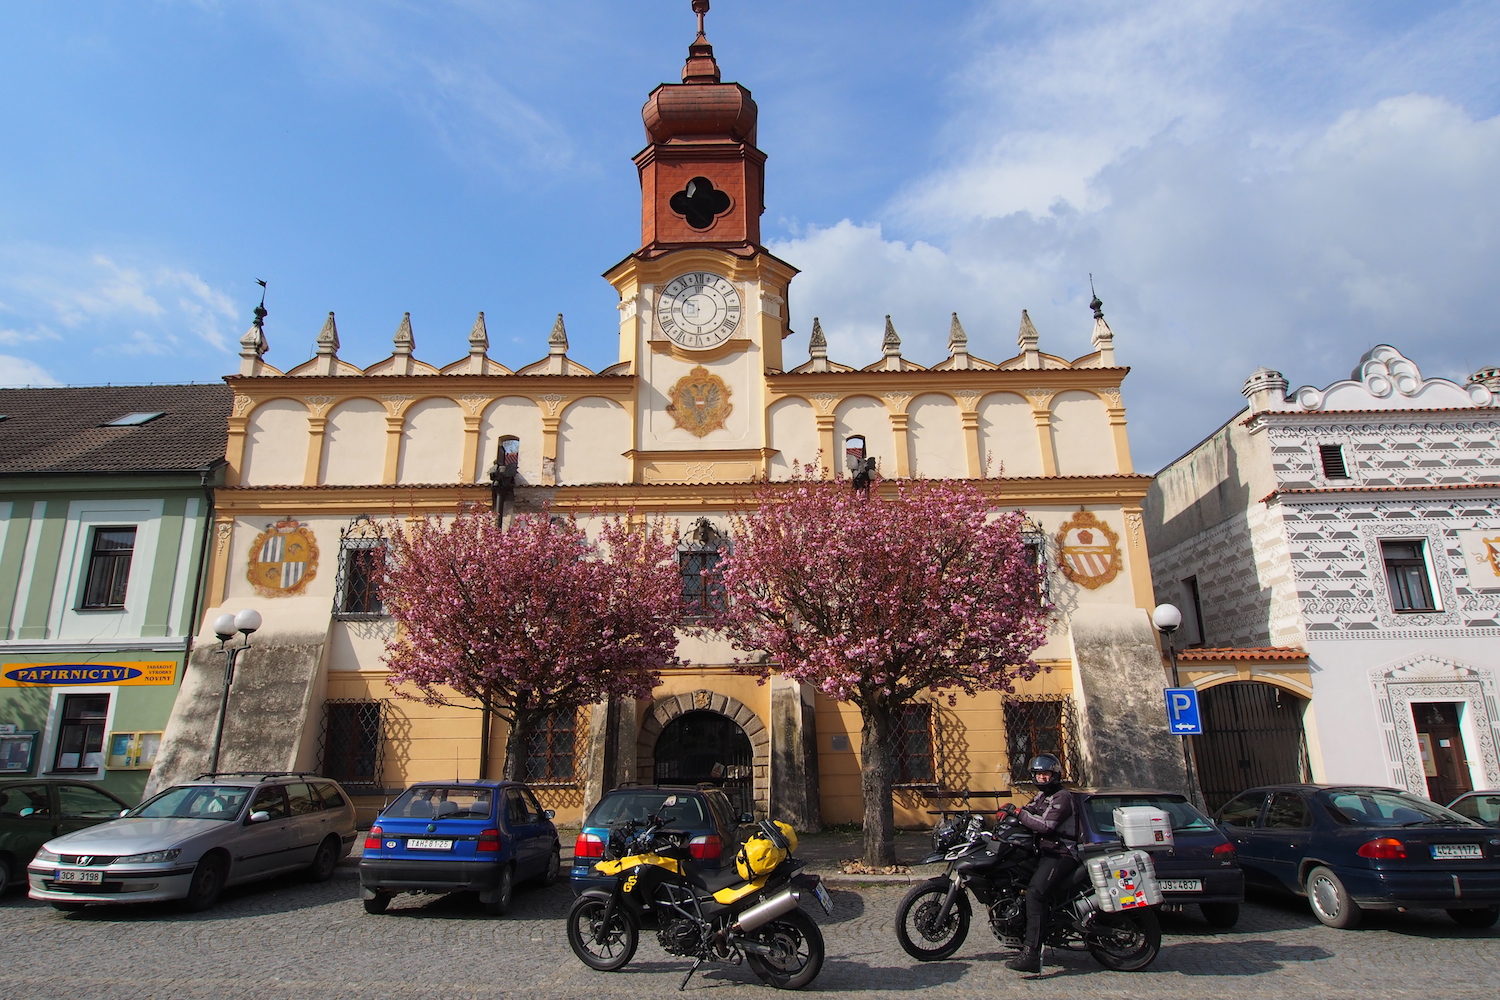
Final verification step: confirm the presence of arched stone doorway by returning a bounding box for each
[638,691,770,818]
[1194,681,1311,811]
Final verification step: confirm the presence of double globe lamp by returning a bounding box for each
[207,608,262,775]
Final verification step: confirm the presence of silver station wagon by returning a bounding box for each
[28,771,356,912]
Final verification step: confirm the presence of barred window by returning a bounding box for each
[320,701,383,788]
[1004,695,1085,785]
[679,518,727,617]
[1019,518,1049,605]
[333,515,386,619]
[524,709,576,785]
[894,703,935,786]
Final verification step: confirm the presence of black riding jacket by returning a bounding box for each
[1016,786,1081,859]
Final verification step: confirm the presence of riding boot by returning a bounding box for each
[1005,949,1042,973]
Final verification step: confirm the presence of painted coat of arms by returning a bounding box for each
[247,519,319,597]
[666,365,733,438]
[1055,509,1121,590]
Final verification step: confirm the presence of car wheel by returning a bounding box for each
[540,845,561,886]
[50,901,88,912]
[1447,905,1499,929]
[1305,866,1361,929]
[363,892,393,915]
[179,854,227,913]
[306,836,340,883]
[1200,902,1240,928]
[484,864,514,916]
[0,856,12,896]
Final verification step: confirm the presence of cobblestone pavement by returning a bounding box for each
[1,872,1496,1000]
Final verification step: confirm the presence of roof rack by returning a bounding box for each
[193,771,324,782]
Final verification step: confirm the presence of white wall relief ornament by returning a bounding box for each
[1369,654,1500,795]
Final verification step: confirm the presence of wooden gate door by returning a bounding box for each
[1412,702,1473,804]
[1195,682,1311,812]
[654,710,755,817]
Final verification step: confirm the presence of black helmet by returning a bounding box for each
[1028,754,1063,791]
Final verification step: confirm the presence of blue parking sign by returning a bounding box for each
[1164,688,1203,735]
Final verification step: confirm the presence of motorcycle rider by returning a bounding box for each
[998,753,1080,973]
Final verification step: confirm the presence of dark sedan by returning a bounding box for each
[570,784,744,897]
[1,779,130,896]
[1076,789,1245,927]
[1215,784,1500,928]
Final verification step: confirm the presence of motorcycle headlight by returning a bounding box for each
[33,848,60,863]
[115,848,182,865]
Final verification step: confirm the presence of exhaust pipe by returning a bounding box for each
[732,889,801,933]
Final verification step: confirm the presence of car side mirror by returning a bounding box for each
[544,809,555,819]
[249,810,272,824]
[740,812,755,824]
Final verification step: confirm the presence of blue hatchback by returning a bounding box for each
[359,780,560,916]
[1216,784,1500,928]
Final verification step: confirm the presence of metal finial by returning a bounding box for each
[1089,273,1104,320]
[693,0,710,35]
[253,279,267,329]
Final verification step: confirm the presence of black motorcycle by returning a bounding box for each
[894,813,1161,971]
[567,813,833,990]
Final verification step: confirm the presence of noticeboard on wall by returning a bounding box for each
[106,731,163,770]
[0,730,39,774]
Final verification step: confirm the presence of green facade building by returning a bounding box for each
[0,384,229,802]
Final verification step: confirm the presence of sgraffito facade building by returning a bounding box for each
[1145,346,1500,808]
[151,11,1185,825]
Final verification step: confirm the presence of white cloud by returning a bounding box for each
[0,354,60,387]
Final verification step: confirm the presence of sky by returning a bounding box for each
[1,0,1497,472]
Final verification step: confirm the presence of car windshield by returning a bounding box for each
[587,791,707,829]
[1324,789,1477,827]
[1085,794,1215,833]
[131,785,251,821]
[1451,795,1500,825]
[386,786,493,820]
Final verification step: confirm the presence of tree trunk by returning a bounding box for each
[478,705,492,780]
[502,706,542,782]
[859,702,897,866]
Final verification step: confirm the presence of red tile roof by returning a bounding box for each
[1173,646,1308,662]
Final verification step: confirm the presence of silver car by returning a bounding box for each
[27,772,356,912]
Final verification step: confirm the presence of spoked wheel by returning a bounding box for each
[566,894,639,972]
[744,909,824,990]
[895,880,971,961]
[1086,907,1161,971]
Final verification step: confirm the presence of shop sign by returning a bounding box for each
[0,661,177,687]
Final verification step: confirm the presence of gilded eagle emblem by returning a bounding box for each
[666,366,733,438]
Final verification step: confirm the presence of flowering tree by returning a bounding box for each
[381,509,680,781]
[714,476,1050,865]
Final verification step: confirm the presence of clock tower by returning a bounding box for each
[605,1,797,479]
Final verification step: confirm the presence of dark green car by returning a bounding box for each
[0,779,130,895]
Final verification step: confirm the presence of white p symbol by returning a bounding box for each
[1171,693,1192,718]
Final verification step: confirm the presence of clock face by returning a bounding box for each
[657,272,742,349]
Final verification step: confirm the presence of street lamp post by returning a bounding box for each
[207,608,262,775]
[1153,603,1205,808]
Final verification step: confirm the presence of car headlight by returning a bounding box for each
[33,848,60,863]
[115,849,182,864]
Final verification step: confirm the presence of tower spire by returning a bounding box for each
[683,0,720,83]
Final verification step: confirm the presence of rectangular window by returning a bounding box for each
[1183,575,1206,647]
[894,704,935,786]
[80,527,136,609]
[320,701,382,787]
[1381,540,1437,612]
[679,549,725,616]
[1319,444,1349,480]
[334,540,386,618]
[1004,696,1084,786]
[53,694,109,771]
[525,709,577,785]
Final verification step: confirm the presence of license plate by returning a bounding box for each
[56,869,103,884]
[1159,879,1203,892]
[813,881,834,915]
[405,838,453,851]
[1432,844,1483,860]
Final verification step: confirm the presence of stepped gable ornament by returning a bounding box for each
[1055,509,1121,590]
[247,519,319,598]
[666,365,733,438]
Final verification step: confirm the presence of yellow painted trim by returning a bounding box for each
[713,874,769,904]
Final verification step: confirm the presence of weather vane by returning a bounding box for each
[253,278,268,329]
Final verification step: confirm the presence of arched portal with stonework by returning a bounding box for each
[639,691,770,818]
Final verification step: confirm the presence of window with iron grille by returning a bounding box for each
[80,527,136,609]
[333,516,387,619]
[1019,519,1049,605]
[679,519,727,617]
[894,703,936,786]
[1004,695,1085,786]
[524,708,577,785]
[319,701,383,788]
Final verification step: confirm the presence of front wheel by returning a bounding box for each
[1087,907,1161,971]
[745,908,825,990]
[567,894,639,972]
[895,879,971,961]
[178,854,226,913]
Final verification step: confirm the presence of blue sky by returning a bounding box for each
[1,1,1497,471]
